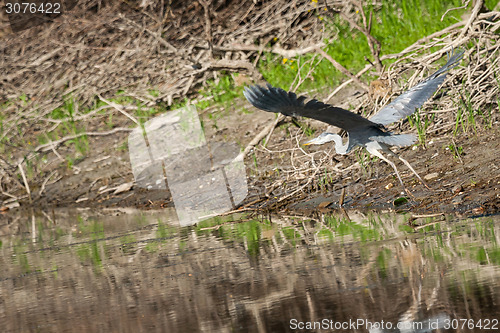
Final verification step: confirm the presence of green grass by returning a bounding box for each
[356,150,375,178]
[446,142,464,159]
[259,0,468,93]
[2,0,491,181]
[452,81,495,135]
[485,0,499,11]
[199,74,244,107]
[408,111,435,145]
[38,97,91,163]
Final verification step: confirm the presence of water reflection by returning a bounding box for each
[0,209,499,332]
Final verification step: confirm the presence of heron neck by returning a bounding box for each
[331,135,348,155]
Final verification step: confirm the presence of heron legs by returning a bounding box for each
[365,145,430,194]
[391,153,431,190]
[366,146,408,193]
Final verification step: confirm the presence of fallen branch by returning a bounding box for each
[205,42,326,59]
[264,114,284,147]
[380,21,466,60]
[18,163,32,204]
[326,63,373,102]
[39,170,57,196]
[238,114,283,159]
[441,0,471,21]
[199,0,214,57]
[33,128,133,153]
[98,95,140,125]
[458,0,484,39]
[198,59,263,81]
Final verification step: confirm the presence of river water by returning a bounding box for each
[1,208,499,332]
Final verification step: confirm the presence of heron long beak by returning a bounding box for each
[303,138,317,146]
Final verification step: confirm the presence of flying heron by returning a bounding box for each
[243,49,464,194]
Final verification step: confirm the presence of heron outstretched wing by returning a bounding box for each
[244,84,379,132]
[369,48,464,126]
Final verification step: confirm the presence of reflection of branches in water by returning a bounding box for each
[1,209,499,330]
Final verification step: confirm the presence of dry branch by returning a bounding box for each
[98,95,140,125]
[350,0,383,73]
[458,0,484,39]
[316,47,370,91]
[0,0,498,207]
[33,128,133,154]
[204,42,326,59]
[441,0,471,21]
[244,8,499,210]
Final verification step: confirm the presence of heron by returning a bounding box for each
[243,49,464,194]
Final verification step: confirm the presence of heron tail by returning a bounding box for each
[369,134,417,147]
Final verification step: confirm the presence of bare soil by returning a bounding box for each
[21,96,500,216]
[0,1,499,217]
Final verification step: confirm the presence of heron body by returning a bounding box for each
[244,49,464,193]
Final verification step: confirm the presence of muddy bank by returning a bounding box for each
[2,106,498,217]
[0,1,499,217]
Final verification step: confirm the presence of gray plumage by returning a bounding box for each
[243,48,464,193]
[243,84,387,154]
[369,49,464,125]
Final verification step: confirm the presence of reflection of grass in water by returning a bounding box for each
[120,235,137,255]
[474,219,497,240]
[74,218,106,270]
[196,216,272,257]
[157,219,175,238]
[281,227,302,247]
[317,228,334,241]
[13,242,31,274]
[144,243,159,253]
[429,232,446,263]
[419,217,500,266]
[324,215,381,242]
[376,248,392,279]
[76,217,104,237]
[144,220,177,253]
[76,241,103,270]
[195,213,393,255]
[447,268,499,307]
[467,219,500,265]
[3,211,499,291]
[176,239,186,253]
[46,227,65,249]
[234,220,264,257]
[133,214,149,227]
[63,211,496,267]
